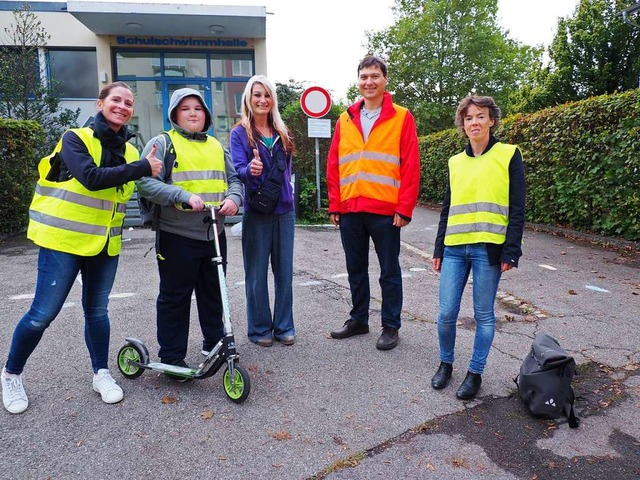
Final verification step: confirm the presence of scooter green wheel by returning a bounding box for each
[117,343,144,379]
[223,364,250,403]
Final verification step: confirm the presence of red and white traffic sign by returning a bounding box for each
[300,86,332,118]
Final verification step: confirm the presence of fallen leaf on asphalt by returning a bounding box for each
[450,457,468,468]
[623,364,639,371]
[272,464,284,468]
[568,290,577,295]
[161,396,177,404]
[270,431,292,441]
[426,462,435,471]
[201,409,214,420]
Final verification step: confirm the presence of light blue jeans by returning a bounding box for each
[436,244,502,374]
[241,210,295,342]
[5,246,118,374]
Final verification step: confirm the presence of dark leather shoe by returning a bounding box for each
[330,320,369,339]
[376,327,399,351]
[431,362,453,390]
[456,371,482,400]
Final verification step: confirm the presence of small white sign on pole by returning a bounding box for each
[307,118,332,138]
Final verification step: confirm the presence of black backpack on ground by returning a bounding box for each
[515,332,580,428]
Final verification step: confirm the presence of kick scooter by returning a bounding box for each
[116,205,251,403]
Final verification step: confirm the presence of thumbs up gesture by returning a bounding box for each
[146,144,163,177]
[249,148,263,177]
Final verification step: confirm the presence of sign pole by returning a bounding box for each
[300,86,332,212]
[315,138,321,210]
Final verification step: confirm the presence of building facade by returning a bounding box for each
[0,0,267,148]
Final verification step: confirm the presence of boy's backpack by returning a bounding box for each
[138,132,176,230]
[515,332,580,428]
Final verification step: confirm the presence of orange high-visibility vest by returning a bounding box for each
[337,105,408,205]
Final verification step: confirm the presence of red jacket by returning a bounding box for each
[327,92,420,219]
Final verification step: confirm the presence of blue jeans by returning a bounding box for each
[5,247,119,374]
[437,244,502,374]
[242,210,295,342]
[340,213,402,329]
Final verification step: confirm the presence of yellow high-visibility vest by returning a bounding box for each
[27,128,138,256]
[338,105,408,204]
[444,142,517,246]
[167,130,227,206]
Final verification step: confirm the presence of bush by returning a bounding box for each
[0,118,44,236]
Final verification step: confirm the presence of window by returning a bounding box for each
[232,59,252,77]
[234,92,243,115]
[48,49,98,98]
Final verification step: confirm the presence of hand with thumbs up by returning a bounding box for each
[249,148,263,177]
[146,143,163,177]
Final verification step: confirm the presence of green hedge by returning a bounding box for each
[419,90,640,241]
[0,119,44,236]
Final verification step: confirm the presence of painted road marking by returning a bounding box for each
[539,264,558,271]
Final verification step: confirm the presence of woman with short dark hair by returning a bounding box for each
[430,95,526,400]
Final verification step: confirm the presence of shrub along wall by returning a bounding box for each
[419,90,640,241]
[0,119,44,236]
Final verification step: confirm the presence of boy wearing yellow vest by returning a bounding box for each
[136,88,243,374]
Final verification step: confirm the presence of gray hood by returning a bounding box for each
[167,88,212,134]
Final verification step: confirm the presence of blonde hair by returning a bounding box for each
[239,75,293,152]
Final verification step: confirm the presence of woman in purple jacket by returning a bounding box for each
[230,75,296,347]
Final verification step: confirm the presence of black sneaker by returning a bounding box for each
[376,327,399,351]
[330,319,369,339]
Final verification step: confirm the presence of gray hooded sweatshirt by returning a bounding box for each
[136,88,243,240]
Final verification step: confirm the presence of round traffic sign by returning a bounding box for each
[300,86,332,118]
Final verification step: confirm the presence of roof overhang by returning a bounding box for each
[67,1,266,38]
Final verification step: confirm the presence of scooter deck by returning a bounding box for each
[146,362,198,376]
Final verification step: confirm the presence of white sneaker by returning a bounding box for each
[2,368,29,414]
[92,369,123,404]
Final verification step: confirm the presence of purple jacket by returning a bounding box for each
[230,124,294,214]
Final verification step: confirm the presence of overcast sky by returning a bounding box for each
[259,0,579,101]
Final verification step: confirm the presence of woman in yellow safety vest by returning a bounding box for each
[430,95,526,401]
[1,82,162,414]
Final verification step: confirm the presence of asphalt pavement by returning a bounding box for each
[0,205,638,479]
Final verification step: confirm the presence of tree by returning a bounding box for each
[517,0,640,112]
[0,4,79,156]
[366,0,540,134]
[276,79,306,112]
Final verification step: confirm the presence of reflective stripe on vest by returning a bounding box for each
[444,142,516,246]
[167,130,227,205]
[27,127,138,256]
[337,105,407,204]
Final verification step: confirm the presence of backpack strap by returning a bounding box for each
[153,132,176,261]
[565,402,580,428]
